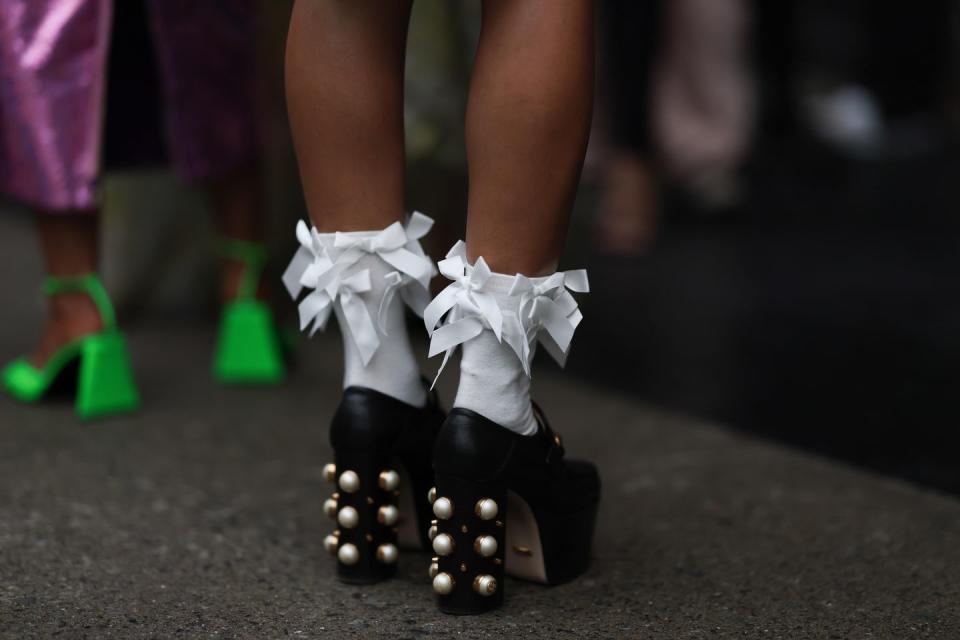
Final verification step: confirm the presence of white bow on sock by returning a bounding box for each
[423,241,589,435]
[282,212,437,407]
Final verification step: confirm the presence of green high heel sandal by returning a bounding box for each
[212,238,286,384]
[1,273,141,420]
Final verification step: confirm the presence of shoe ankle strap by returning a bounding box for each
[217,237,267,300]
[42,273,117,331]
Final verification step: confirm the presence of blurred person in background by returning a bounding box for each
[595,0,753,255]
[0,0,284,419]
[795,0,952,158]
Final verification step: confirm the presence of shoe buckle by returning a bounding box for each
[546,430,565,463]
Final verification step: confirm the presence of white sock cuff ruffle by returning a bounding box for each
[423,240,589,384]
[282,211,437,365]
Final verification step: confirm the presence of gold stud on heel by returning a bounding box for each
[338,543,359,565]
[433,572,455,594]
[378,470,399,491]
[474,535,498,557]
[376,543,398,564]
[377,505,398,526]
[337,505,359,529]
[323,463,337,483]
[324,532,339,554]
[338,470,360,493]
[432,533,455,556]
[474,498,498,520]
[472,574,497,596]
[433,497,453,519]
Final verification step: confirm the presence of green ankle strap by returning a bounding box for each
[42,273,117,331]
[218,238,268,301]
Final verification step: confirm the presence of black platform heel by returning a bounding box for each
[321,385,444,584]
[427,404,601,614]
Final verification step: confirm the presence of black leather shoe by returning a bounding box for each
[320,385,444,584]
[427,404,601,614]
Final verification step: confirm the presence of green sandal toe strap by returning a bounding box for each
[217,238,268,301]
[42,273,117,331]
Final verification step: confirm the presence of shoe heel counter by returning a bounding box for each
[433,409,515,485]
[330,387,407,452]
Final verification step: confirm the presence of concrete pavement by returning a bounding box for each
[1,213,958,638]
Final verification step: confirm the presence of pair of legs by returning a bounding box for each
[28,164,263,367]
[285,0,594,276]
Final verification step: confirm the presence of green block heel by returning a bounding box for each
[75,331,140,419]
[1,274,141,419]
[212,238,287,384]
[213,300,285,384]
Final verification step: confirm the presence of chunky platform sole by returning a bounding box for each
[322,451,403,584]
[428,475,507,613]
[428,475,599,615]
[429,406,601,615]
[321,453,435,584]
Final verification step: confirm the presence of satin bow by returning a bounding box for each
[332,211,435,290]
[423,242,589,385]
[509,269,590,375]
[297,269,380,364]
[423,242,527,386]
[370,211,436,332]
[282,212,437,363]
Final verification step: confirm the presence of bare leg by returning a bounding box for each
[465,0,594,275]
[31,212,103,367]
[285,0,412,232]
[596,152,660,255]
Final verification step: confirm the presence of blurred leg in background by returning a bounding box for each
[652,0,753,209]
[0,0,282,410]
[0,1,139,417]
[146,0,268,304]
[207,162,265,302]
[595,0,663,255]
[595,0,752,256]
[31,214,104,367]
[0,1,113,368]
[147,0,285,383]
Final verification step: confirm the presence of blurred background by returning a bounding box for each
[3,0,959,494]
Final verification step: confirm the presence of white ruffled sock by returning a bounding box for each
[424,242,587,437]
[284,215,437,408]
[452,273,538,436]
[328,242,425,407]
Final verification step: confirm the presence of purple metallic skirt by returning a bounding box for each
[0,0,260,212]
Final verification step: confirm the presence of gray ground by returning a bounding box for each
[1,214,959,639]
